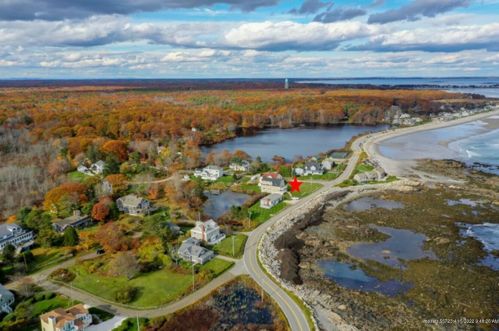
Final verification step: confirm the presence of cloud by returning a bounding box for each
[0,0,280,20]
[351,22,499,52]
[368,0,469,24]
[314,7,366,23]
[224,21,376,51]
[289,0,333,15]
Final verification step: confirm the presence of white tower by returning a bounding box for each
[284,78,289,89]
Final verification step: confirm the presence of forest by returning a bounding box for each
[0,86,488,219]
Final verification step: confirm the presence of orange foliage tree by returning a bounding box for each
[101,140,128,162]
[43,182,89,216]
[91,196,113,222]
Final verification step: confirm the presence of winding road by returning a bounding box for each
[7,107,498,330]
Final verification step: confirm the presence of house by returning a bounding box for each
[259,173,287,194]
[303,160,324,175]
[52,211,91,233]
[0,223,34,252]
[229,160,250,172]
[293,167,304,176]
[116,194,152,216]
[191,219,225,245]
[0,284,15,313]
[178,237,214,264]
[193,165,224,181]
[90,160,105,175]
[260,193,283,209]
[40,304,92,331]
[77,160,105,176]
[353,167,387,184]
[321,158,336,171]
[101,179,113,195]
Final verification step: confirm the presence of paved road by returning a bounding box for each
[243,136,365,331]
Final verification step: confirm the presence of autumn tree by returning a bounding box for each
[95,222,129,253]
[101,140,128,162]
[104,174,128,196]
[43,182,89,217]
[47,158,70,178]
[91,196,114,222]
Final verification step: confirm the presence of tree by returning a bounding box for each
[95,222,129,253]
[108,252,140,279]
[43,182,89,216]
[91,197,111,222]
[63,227,79,246]
[104,174,128,195]
[47,158,70,178]
[101,140,128,162]
[2,244,16,263]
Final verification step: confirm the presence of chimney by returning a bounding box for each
[73,210,81,217]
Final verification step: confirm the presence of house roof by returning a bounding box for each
[118,194,148,207]
[261,173,285,186]
[93,160,105,167]
[0,284,14,300]
[0,224,23,239]
[53,213,90,227]
[262,193,282,202]
[179,238,212,258]
[40,304,89,329]
[205,165,223,171]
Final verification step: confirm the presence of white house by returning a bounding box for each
[353,167,387,184]
[260,193,283,209]
[116,194,152,216]
[303,160,324,175]
[321,158,335,171]
[77,160,106,176]
[259,173,287,194]
[0,223,34,252]
[191,219,225,245]
[0,284,14,313]
[90,160,105,175]
[193,165,224,181]
[178,238,214,264]
[229,160,250,172]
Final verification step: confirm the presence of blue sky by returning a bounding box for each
[0,0,498,78]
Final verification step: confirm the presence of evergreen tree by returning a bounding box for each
[63,227,79,246]
[2,244,16,263]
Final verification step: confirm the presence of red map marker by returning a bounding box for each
[289,176,303,192]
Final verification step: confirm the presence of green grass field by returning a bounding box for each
[289,182,322,198]
[248,201,287,227]
[28,247,74,274]
[355,163,374,173]
[67,171,90,182]
[212,234,248,258]
[70,257,233,308]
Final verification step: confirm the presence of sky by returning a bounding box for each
[0,0,498,78]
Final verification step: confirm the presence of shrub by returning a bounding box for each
[49,268,76,283]
[113,286,137,304]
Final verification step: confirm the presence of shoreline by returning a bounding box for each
[364,108,499,177]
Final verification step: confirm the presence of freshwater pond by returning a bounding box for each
[203,190,250,219]
[202,125,388,162]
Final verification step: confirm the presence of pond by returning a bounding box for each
[318,260,411,296]
[347,225,436,268]
[203,190,250,219]
[458,222,499,270]
[202,125,389,162]
[344,197,404,212]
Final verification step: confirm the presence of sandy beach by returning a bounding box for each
[364,107,499,177]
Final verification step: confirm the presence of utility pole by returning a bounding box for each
[232,235,235,257]
[192,264,195,292]
[137,314,140,331]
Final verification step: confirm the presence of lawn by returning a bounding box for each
[237,183,261,194]
[31,295,75,316]
[67,171,90,183]
[355,162,374,173]
[248,202,287,227]
[212,234,248,258]
[289,182,322,198]
[69,257,233,309]
[28,247,75,274]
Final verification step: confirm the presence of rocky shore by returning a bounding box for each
[258,180,420,331]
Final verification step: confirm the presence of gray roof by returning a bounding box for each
[261,173,285,187]
[0,284,14,299]
[53,214,90,227]
[118,194,149,207]
[179,238,212,259]
[263,193,282,202]
[0,224,22,239]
